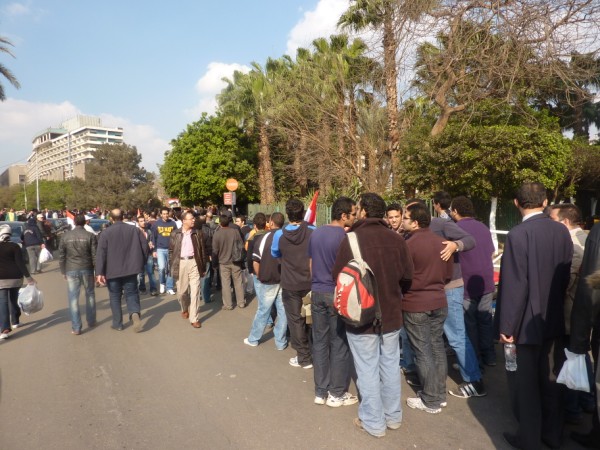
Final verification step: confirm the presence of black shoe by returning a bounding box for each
[502,432,522,449]
[405,375,422,387]
[571,431,600,449]
[139,289,147,295]
[150,290,158,296]
[111,325,124,331]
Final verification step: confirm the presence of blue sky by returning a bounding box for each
[0,0,350,173]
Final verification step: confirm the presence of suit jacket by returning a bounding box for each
[495,213,572,345]
[96,221,149,279]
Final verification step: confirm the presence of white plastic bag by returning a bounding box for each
[39,247,53,263]
[557,349,590,392]
[18,284,44,315]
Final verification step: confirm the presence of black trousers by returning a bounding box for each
[282,288,312,366]
[508,337,566,450]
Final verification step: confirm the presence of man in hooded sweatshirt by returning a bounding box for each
[271,198,316,369]
[22,216,46,274]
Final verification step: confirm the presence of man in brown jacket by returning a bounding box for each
[402,202,453,414]
[332,193,413,438]
[169,210,207,328]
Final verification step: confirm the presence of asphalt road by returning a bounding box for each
[0,260,593,449]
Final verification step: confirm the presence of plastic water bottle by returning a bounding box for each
[504,343,517,371]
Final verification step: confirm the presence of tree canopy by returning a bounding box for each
[160,114,258,205]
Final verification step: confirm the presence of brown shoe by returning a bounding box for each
[181,311,189,319]
[191,321,201,328]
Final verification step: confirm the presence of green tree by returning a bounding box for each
[67,143,157,210]
[0,35,20,101]
[160,115,258,205]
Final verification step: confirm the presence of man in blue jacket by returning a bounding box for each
[496,182,572,450]
[152,207,177,295]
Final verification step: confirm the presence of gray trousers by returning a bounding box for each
[219,262,244,308]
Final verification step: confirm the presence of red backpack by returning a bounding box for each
[334,232,381,329]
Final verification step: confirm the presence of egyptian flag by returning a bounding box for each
[303,190,319,226]
[66,210,75,229]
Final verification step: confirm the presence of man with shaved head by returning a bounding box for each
[96,208,149,332]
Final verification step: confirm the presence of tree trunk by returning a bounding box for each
[383,8,400,188]
[294,131,308,196]
[258,124,275,205]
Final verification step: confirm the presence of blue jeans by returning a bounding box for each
[311,291,352,398]
[66,269,96,332]
[463,292,496,365]
[347,329,402,436]
[107,274,141,328]
[247,277,287,350]
[400,327,416,371]
[404,308,448,408]
[156,248,174,290]
[444,286,481,382]
[138,255,157,292]
[201,262,211,302]
[0,287,20,332]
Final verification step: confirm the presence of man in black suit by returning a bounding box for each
[496,182,573,450]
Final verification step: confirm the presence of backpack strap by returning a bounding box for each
[347,232,362,260]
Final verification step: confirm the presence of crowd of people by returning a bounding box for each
[0,183,599,448]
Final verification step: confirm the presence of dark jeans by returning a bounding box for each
[311,291,352,398]
[463,292,496,365]
[508,338,566,450]
[0,287,20,331]
[107,274,141,329]
[282,288,312,366]
[403,307,448,408]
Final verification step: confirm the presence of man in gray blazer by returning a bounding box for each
[96,209,149,333]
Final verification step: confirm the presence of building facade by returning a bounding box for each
[0,164,27,187]
[27,115,124,181]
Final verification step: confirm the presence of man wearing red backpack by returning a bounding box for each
[332,193,413,438]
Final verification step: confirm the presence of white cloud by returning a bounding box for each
[2,2,30,17]
[185,61,250,118]
[0,98,167,173]
[286,0,350,56]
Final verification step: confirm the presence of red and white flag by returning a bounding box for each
[66,210,75,229]
[303,190,319,226]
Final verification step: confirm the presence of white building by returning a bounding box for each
[27,115,124,181]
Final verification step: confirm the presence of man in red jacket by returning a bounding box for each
[332,193,413,438]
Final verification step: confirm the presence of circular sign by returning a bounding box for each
[226,178,238,191]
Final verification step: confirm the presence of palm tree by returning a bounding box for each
[0,36,20,101]
[219,58,290,204]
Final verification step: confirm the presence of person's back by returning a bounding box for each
[59,225,96,273]
[97,220,147,280]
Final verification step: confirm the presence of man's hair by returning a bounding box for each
[331,196,356,221]
[515,182,546,209]
[451,196,475,218]
[433,191,452,209]
[137,215,145,222]
[74,214,86,227]
[220,214,231,227]
[551,203,582,225]
[182,211,194,221]
[271,212,284,228]
[285,198,305,222]
[237,214,246,224]
[160,207,169,214]
[253,213,266,230]
[110,209,124,221]
[406,203,431,228]
[386,203,402,215]
[359,193,386,219]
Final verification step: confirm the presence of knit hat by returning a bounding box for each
[0,224,12,242]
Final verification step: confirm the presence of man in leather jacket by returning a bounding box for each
[59,213,97,335]
[169,210,207,328]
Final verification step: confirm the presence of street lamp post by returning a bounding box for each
[36,149,40,211]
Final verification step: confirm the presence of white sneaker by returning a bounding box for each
[406,396,442,414]
[166,289,176,295]
[243,338,258,347]
[314,396,326,405]
[159,284,165,294]
[326,392,358,407]
[11,323,22,329]
[289,356,313,369]
[0,332,9,340]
